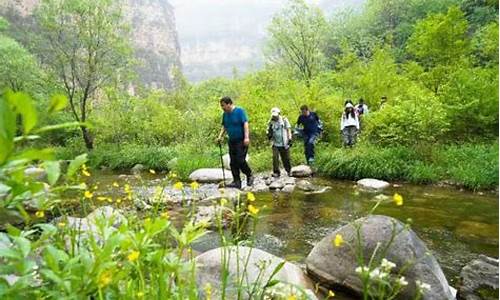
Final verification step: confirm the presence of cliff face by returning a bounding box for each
[0,0,181,89]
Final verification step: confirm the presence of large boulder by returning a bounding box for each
[196,246,317,299]
[189,168,233,183]
[131,164,145,175]
[357,178,390,191]
[306,215,454,300]
[291,165,313,177]
[457,255,499,300]
[222,153,249,170]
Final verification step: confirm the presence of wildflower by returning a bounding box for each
[397,276,408,286]
[124,184,131,193]
[190,181,200,190]
[107,197,113,203]
[355,266,369,274]
[57,222,66,228]
[127,250,140,262]
[149,169,156,174]
[93,185,98,190]
[97,196,107,201]
[248,204,259,216]
[98,271,112,288]
[116,198,122,204]
[287,295,296,300]
[380,258,396,271]
[369,268,388,280]
[247,192,256,202]
[333,234,344,247]
[220,198,228,206]
[112,181,119,187]
[328,290,335,298]
[137,292,144,297]
[82,169,91,177]
[416,280,431,291]
[393,193,403,206]
[171,172,177,178]
[35,211,45,218]
[204,283,212,300]
[84,190,93,199]
[173,182,183,190]
[161,211,169,219]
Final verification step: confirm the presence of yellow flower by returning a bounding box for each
[98,271,112,288]
[220,198,228,206]
[161,211,169,219]
[328,290,335,298]
[97,196,107,201]
[137,292,144,297]
[82,169,91,177]
[247,192,256,202]
[173,182,183,190]
[393,193,403,206]
[287,295,297,300]
[248,204,259,216]
[82,164,88,171]
[127,250,140,262]
[57,222,66,228]
[112,182,119,187]
[107,197,113,203]
[93,185,98,190]
[204,283,212,300]
[84,190,93,199]
[116,198,122,204]
[149,169,156,174]
[35,211,45,218]
[190,181,200,190]
[334,234,344,247]
[124,184,131,193]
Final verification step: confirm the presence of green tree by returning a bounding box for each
[0,35,42,92]
[266,0,328,85]
[35,0,132,150]
[406,6,469,93]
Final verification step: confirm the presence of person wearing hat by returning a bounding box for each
[296,105,322,165]
[340,102,360,147]
[267,107,292,177]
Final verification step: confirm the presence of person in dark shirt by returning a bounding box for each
[296,105,322,165]
[217,97,254,189]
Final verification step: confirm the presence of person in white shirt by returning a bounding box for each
[340,103,360,147]
[267,107,292,177]
[356,98,369,116]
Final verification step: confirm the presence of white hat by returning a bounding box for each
[271,107,280,116]
[345,103,354,108]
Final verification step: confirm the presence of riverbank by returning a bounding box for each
[55,141,499,191]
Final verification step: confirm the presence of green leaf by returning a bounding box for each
[34,121,87,134]
[66,154,88,179]
[48,94,68,113]
[6,91,37,134]
[43,161,60,185]
[12,148,55,162]
[0,96,16,164]
[13,237,31,258]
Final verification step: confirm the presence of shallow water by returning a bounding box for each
[87,172,498,298]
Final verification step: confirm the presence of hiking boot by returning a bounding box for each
[226,181,242,189]
[247,175,254,187]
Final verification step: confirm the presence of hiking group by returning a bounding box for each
[217,96,372,189]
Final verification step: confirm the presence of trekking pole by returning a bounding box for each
[218,141,226,188]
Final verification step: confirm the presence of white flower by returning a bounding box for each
[355,266,369,274]
[369,268,388,280]
[397,276,408,286]
[416,280,431,291]
[380,258,396,271]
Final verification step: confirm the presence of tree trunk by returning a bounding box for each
[81,126,94,150]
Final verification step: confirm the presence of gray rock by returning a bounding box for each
[282,185,295,193]
[24,167,47,181]
[457,255,499,300]
[306,215,455,300]
[357,178,390,191]
[296,180,315,192]
[131,164,145,175]
[193,205,232,229]
[222,153,249,170]
[291,165,313,177]
[189,168,233,183]
[304,186,331,195]
[252,183,269,193]
[269,180,285,190]
[196,246,317,299]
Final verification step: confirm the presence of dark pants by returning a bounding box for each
[303,133,318,163]
[342,126,358,147]
[228,140,252,183]
[272,146,291,175]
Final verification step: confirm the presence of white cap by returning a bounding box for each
[271,107,280,116]
[345,103,354,108]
